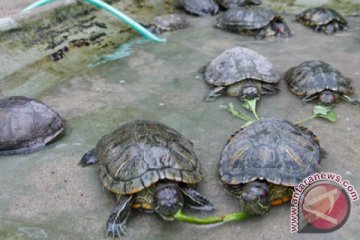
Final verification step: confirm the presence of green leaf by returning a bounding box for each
[219,103,255,122]
[313,105,331,116]
[316,110,337,122]
[313,105,337,122]
[242,98,259,120]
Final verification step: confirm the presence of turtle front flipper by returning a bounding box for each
[79,149,97,167]
[180,185,215,211]
[324,23,336,35]
[204,86,226,101]
[261,83,279,95]
[342,94,360,106]
[269,184,294,206]
[106,195,135,237]
[301,94,318,103]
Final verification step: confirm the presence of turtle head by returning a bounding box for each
[271,17,292,38]
[154,182,184,220]
[241,85,261,100]
[319,90,338,104]
[227,81,261,101]
[240,181,270,215]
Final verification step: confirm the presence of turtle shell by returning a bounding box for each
[204,46,280,86]
[150,14,188,32]
[216,7,277,30]
[95,120,202,195]
[284,60,353,97]
[296,7,347,26]
[219,119,320,187]
[176,0,219,16]
[218,0,262,9]
[0,96,66,155]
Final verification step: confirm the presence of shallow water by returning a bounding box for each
[0,13,360,240]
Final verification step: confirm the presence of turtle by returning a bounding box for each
[217,0,262,9]
[145,14,188,34]
[0,96,66,155]
[80,120,214,237]
[203,46,280,102]
[284,60,358,105]
[219,119,321,215]
[175,0,219,16]
[215,7,292,39]
[295,7,348,34]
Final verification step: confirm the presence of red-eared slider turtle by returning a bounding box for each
[203,46,280,102]
[215,7,292,39]
[284,60,358,105]
[80,120,214,237]
[217,0,262,9]
[0,96,65,155]
[296,7,348,34]
[219,119,321,215]
[147,14,188,34]
[175,0,219,16]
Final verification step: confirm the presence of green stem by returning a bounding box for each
[223,212,250,222]
[220,103,255,123]
[247,98,259,120]
[251,106,259,120]
[293,115,315,125]
[173,210,251,225]
[174,210,224,224]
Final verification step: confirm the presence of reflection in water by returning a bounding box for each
[88,38,150,67]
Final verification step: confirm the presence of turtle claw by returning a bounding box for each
[106,222,126,237]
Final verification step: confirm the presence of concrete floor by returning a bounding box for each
[0,5,360,240]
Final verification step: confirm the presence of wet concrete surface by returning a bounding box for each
[0,11,360,240]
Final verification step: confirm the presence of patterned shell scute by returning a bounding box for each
[177,0,219,16]
[0,96,65,154]
[219,119,320,187]
[296,7,347,26]
[218,0,262,9]
[96,120,202,195]
[284,60,353,96]
[217,7,276,30]
[151,14,187,31]
[205,46,280,86]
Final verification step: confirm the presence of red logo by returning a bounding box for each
[299,182,351,233]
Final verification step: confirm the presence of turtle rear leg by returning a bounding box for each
[106,195,135,237]
[79,149,97,167]
[269,185,293,206]
[180,185,214,211]
[204,86,226,101]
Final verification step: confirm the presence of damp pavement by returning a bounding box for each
[0,7,360,240]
